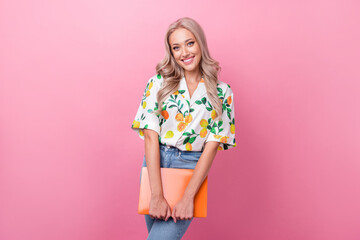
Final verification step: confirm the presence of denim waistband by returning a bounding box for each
[159,143,203,153]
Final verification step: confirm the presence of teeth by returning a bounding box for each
[183,57,194,63]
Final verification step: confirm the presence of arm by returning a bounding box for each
[171,141,220,221]
[183,141,220,199]
[143,129,163,197]
[143,128,172,220]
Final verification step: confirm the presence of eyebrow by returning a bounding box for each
[171,38,194,46]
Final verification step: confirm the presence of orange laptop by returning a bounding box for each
[138,167,208,218]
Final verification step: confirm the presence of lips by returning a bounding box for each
[182,56,194,64]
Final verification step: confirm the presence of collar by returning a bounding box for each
[178,75,207,107]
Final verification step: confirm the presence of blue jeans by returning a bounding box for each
[139,143,203,240]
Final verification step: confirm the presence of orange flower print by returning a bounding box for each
[175,112,184,122]
[177,122,187,132]
[185,142,192,151]
[200,128,207,138]
[200,119,208,127]
[211,110,217,120]
[230,123,235,134]
[220,136,228,143]
[132,120,140,128]
[185,114,192,124]
[227,96,232,105]
[161,110,169,119]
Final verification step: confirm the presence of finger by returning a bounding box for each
[165,208,171,221]
[172,208,176,223]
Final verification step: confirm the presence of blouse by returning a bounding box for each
[131,73,236,151]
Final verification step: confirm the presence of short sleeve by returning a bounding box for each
[205,84,236,150]
[131,75,161,139]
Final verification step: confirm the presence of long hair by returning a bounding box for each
[154,17,222,121]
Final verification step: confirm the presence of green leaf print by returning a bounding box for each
[182,128,200,145]
[218,120,223,127]
[201,97,206,104]
[189,136,196,144]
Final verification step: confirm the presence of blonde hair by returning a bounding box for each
[154,17,222,121]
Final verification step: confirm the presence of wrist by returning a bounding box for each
[183,191,195,200]
[151,192,164,199]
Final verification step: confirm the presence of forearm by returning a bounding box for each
[144,129,163,197]
[183,141,220,199]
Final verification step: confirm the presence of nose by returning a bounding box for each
[182,48,190,58]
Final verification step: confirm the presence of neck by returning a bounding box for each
[184,69,202,83]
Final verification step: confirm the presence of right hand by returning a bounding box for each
[149,195,172,221]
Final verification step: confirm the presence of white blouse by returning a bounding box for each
[131,73,236,151]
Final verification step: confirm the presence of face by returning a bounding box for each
[168,28,202,74]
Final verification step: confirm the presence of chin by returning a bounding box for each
[181,63,199,72]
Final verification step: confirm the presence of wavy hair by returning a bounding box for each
[154,17,222,121]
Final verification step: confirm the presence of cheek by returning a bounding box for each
[195,46,201,56]
[173,52,181,60]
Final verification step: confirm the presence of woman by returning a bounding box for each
[131,17,236,240]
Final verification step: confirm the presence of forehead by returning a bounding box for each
[169,28,195,44]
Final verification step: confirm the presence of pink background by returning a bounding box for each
[1,0,360,239]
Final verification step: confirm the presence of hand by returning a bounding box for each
[149,195,172,221]
[171,195,194,223]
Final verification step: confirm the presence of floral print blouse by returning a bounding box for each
[131,73,236,151]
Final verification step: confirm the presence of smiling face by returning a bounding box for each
[169,28,202,74]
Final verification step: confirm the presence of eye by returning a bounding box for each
[188,41,194,46]
[173,46,179,50]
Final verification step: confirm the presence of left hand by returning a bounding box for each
[171,195,194,223]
